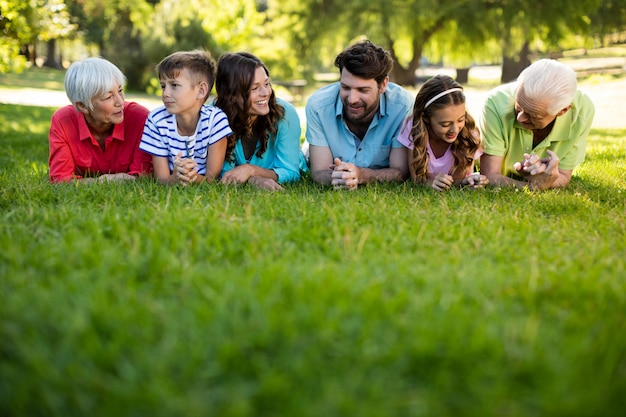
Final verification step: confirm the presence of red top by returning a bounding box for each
[48,102,153,182]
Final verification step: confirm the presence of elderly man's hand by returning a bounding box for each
[527,150,561,190]
[514,153,550,177]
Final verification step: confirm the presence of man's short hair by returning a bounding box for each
[64,57,126,112]
[518,59,577,115]
[334,40,393,86]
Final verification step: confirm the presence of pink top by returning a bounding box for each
[397,117,482,176]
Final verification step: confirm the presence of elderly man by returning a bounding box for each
[305,40,414,190]
[479,59,595,190]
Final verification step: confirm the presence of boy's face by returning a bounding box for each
[160,68,205,116]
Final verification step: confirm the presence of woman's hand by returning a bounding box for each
[97,173,136,182]
[249,176,283,191]
[220,164,255,185]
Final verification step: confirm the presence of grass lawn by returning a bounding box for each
[1,100,625,417]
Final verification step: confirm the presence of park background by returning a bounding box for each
[1,1,626,416]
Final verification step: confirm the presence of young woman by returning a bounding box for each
[215,52,307,191]
[398,74,488,191]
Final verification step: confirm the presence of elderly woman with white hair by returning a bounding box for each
[479,59,595,190]
[48,57,153,182]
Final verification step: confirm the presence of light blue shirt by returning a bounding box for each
[305,82,413,169]
[221,98,305,183]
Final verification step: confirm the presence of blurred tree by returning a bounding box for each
[272,0,472,85]
[143,0,268,91]
[0,0,74,70]
[0,0,30,72]
[458,0,601,82]
[589,0,626,46]
[66,0,155,89]
[271,0,606,85]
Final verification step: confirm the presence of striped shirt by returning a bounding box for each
[139,104,232,174]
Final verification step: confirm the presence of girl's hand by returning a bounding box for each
[461,173,489,189]
[431,173,453,191]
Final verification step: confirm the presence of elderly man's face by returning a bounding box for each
[514,87,557,130]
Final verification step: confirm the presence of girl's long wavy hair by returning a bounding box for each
[215,52,284,162]
[409,75,480,182]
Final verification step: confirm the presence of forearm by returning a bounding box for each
[529,171,571,190]
[486,173,529,189]
[311,169,334,185]
[247,165,278,182]
[357,167,405,184]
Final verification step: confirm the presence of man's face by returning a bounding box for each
[514,87,557,130]
[339,68,388,124]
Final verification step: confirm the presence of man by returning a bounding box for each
[479,59,595,190]
[305,40,414,190]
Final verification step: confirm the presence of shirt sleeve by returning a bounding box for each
[558,93,595,171]
[396,117,414,150]
[479,96,508,157]
[48,108,80,183]
[304,97,329,147]
[126,103,153,176]
[139,109,170,158]
[272,101,302,183]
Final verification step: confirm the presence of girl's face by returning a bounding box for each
[248,66,271,119]
[426,103,466,145]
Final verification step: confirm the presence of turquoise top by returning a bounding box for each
[221,97,305,183]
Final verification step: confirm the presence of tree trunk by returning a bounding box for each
[44,39,63,69]
[500,41,531,83]
[456,68,470,84]
[392,64,420,86]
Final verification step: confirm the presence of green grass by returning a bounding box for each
[1,103,625,417]
[0,67,66,91]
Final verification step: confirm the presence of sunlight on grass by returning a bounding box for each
[1,104,625,416]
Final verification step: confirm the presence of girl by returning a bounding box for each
[398,75,488,191]
[215,52,307,191]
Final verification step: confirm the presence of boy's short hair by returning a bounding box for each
[65,57,126,112]
[157,50,216,100]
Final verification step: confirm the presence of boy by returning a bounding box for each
[140,50,232,184]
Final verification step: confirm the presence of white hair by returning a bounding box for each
[64,57,126,112]
[517,59,577,115]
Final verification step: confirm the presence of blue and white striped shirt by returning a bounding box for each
[139,104,232,174]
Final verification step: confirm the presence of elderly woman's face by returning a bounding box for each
[85,83,125,126]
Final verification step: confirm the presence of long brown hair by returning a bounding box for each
[215,52,284,162]
[409,75,479,182]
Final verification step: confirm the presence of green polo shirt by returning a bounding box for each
[479,83,595,177]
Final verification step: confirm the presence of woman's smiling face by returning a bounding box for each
[248,66,272,120]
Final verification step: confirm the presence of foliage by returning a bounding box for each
[589,0,626,46]
[1,98,626,416]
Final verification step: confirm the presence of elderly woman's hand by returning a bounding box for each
[98,173,136,182]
